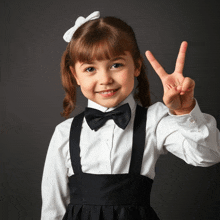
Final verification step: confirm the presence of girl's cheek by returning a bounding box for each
[120,72,134,84]
[117,70,127,80]
[81,80,95,91]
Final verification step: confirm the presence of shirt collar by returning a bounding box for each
[87,93,136,113]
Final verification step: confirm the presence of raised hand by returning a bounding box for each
[145,41,195,115]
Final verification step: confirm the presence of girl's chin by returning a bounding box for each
[97,98,127,109]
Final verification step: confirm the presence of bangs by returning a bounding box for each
[71,25,132,63]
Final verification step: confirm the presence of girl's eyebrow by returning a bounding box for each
[80,56,126,67]
[110,56,126,62]
[80,61,94,67]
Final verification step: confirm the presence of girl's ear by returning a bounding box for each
[134,59,142,77]
[70,66,80,85]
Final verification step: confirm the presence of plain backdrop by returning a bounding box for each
[1,0,220,219]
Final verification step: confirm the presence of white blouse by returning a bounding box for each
[41,93,220,220]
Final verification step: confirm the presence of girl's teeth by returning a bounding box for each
[101,90,114,94]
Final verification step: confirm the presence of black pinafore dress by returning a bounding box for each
[62,105,160,220]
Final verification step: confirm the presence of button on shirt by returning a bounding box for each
[41,93,220,220]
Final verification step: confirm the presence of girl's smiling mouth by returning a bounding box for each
[97,88,119,97]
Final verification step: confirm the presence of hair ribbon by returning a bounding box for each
[63,11,100,43]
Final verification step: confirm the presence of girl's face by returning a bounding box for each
[71,52,140,108]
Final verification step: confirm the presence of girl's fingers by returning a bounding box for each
[145,50,167,80]
[174,41,188,74]
[180,77,195,94]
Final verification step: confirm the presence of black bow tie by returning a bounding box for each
[84,103,131,131]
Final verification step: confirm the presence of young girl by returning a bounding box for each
[41,11,220,220]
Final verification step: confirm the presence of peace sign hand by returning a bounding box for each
[145,41,196,115]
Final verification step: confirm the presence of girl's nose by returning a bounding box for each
[99,71,113,85]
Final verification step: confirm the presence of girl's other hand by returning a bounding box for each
[145,41,196,115]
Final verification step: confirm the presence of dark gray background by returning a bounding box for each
[1,0,220,219]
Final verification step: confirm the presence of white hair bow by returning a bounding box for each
[63,11,100,43]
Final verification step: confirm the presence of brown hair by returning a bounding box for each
[60,16,151,119]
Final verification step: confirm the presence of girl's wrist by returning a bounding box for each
[169,98,196,115]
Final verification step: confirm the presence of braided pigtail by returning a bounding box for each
[60,45,78,119]
[134,60,151,108]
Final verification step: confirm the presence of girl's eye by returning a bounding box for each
[111,63,123,69]
[86,67,95,72]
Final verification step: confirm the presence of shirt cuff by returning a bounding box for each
[167,99,205,129]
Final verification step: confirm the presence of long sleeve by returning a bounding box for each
[41,126,70,220]
[156,99,220,166]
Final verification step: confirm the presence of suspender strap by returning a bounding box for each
[69,104,148,175]
[129,105,148,174]
[69,112,84,174]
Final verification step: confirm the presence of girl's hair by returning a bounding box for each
[60,16,151,118]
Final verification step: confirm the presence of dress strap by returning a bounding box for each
[69,111,84,174]
[129,105,148,174]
